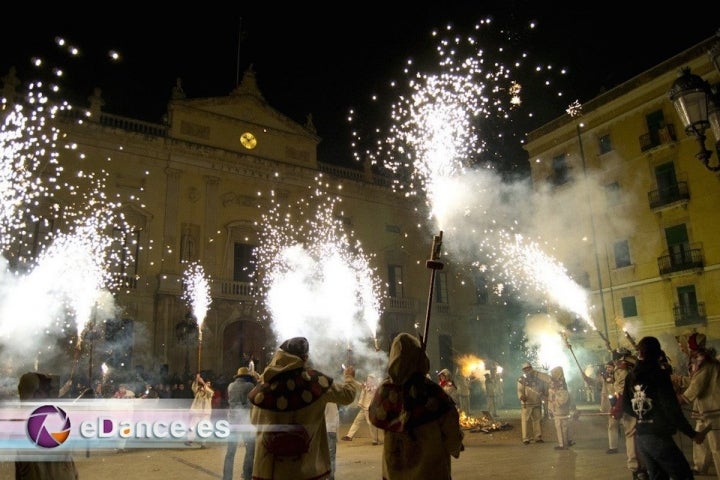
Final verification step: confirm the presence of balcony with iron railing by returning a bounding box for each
[648,181,690,210]
[212,279,255,301]
[673,302,707,326]
[384,296,418,313]
[639,124,677,152]
[657,244,704,275]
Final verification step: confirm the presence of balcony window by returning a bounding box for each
[233,243,256,282]
[551,153,569,186]
[605,181,620,206]
[388,265,404,298]
[434,271,448,304]
[598,134,612,154]
[613,240,631,268]
[621,296,637,318]
[111,226,140,289]
[473,272,489,305]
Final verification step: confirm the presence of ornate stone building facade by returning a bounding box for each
[2,66,513,384]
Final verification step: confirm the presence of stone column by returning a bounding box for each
[163,167,182,269]
[203,175,220,268]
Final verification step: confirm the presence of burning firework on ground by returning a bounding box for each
[253,175,384,371]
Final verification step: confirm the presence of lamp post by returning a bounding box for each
[668,33,720,172]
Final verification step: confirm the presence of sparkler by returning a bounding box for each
[182,262,211,371]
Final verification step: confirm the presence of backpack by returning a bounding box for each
[263,423,310,460]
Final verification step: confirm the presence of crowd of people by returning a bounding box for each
[521,332,718,480]
[9,331,719,480]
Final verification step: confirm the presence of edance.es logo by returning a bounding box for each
[26,405,72,448]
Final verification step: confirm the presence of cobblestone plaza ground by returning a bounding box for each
[0,405,706,479]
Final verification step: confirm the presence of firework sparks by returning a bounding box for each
[0,51,132,369]
[182,261,211,329]
[255,175,384,364]
[352,18,601,333]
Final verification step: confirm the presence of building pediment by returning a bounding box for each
[166,67,319,168]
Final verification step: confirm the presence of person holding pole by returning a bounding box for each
[369,332,464,480]
[185,372,213,448]
[517,361,551,444]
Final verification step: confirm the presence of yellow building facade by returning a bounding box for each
[524,35,720,357]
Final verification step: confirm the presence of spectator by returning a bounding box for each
[325,402,340,480]
[15,372,79,479]
[223,367,257,480]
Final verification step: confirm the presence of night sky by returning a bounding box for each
[1,3,717,174]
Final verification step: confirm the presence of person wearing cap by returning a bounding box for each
[248,336,357,480]
[368,332,464,480]
[602,361,620,454]
[341,373,381,444]
[223,366,257,480]
[437,369,459,408]
[547,365,578,450]
[675,334,720,476]
[15,372,79,480]
[622,336,707,480]
[517,361,551,445]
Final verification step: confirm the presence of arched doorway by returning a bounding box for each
[223,320,267,378]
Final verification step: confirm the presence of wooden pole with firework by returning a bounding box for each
[560,331,588,384]
[422,231,444,351]
[596,328,613,355]
[623,329,639,352]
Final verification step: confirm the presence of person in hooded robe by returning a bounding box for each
[248,337,357,480]
[369,333,464,480]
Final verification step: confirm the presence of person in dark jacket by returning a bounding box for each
[622,336,707,480]
[223,367,258,480]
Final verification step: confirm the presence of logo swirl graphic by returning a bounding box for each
[26,405,71,448]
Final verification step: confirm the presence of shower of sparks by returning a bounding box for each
[0,91,62,259]
[351,18,602,333]
[182,261,211,328]
[255,175,384,358]
[0,52,134,366]
[350,18,571,189]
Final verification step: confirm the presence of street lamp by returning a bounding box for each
[668,37,720,172]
